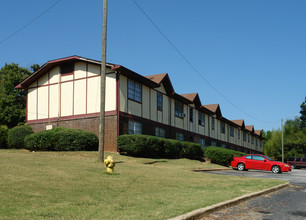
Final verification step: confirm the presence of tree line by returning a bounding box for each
[0,63,39,128]
[263,97,306,161]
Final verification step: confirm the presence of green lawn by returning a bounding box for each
[0,150,285,219]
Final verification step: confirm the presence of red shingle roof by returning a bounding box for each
[245,125,254,132]
[231,120,245,127]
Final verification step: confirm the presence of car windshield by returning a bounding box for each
[264,155,273,161]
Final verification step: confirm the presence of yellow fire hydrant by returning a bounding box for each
[104,155,115,173]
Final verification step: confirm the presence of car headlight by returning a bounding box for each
[284,164,289,167]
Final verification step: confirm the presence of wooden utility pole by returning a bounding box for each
[98,0,108,162]
[281,118,284,163]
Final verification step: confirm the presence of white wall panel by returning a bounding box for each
[27,88,37,120]
[128,100,141,117]
[49,84,58,118]
[88,63,100,77]
[105,73,116,111]
[38,73,48,86]
[119,75,127,112]
[150,90,157,121]
[37,86,48,119]
[74,79,86,115]
[75,62,87,79]
[142,86,150,119]
[61,82,73,116]
[61,74,73,82]
[87,77,100,113]
[49,67,60,84]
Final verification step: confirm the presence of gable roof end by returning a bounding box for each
[203,104,222,117]
[181,93,202,107]
[145,73,174,95]
[245,125,255,133]
[231,119,245,128]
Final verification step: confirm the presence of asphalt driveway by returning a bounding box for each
[200,169,306,220]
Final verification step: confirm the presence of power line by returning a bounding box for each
[0,0,62,45]
[132,0,277,124]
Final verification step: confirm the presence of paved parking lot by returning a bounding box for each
[205,168,306,186]
[200,169,306,219]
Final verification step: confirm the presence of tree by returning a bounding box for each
[300,96,306,130]
[30,64,40,72]
[264,98,306,160]
[0,63,31,128]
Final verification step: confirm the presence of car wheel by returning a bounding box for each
[291,164,295,169]
[271,165,281,174]
[237,163,245,171]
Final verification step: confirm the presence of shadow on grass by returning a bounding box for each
[143,161,167,165]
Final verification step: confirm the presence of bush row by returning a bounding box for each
[24,127,98,151]
[118,135,204,160]
[7,125,34,149]
[204,146,246,166]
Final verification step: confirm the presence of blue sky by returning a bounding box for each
[0,0,305,132]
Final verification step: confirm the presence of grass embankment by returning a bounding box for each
[0,150,285,219]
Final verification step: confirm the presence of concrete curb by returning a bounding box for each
[168,182,289,220]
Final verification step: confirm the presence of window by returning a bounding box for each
[251,136,254,144]
[230,127,234,137]
[248,134,250,143]
[176,132,184,141]
[157,92,163,111]
[175,101,184,117]
[128,120,142,134]
[303,158,306,162]
[198,112,205,126]
[245,155,252,159]
[155,127,165,138]
[256,138,258,146]
[128,80,142,102]
[253,155,265,161]
[211,141,217,146]
[61,63,74,75]
[189,107,193,122]
[220,121,225,134]
[243,132,247,141]
[288,157,294,162]
[200,139,205,149]
[238,129,241,139]
[212,118,215,130]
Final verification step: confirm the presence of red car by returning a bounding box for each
[231,154,291,174]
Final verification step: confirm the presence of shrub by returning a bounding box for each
[0,125,8,149]
[8,125,33,149]
[204,146,246,166]
[181,141,204,160]
[118,135,204,160]
[24,127,98,151]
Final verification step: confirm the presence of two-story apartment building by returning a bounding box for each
[16,55,264,153]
